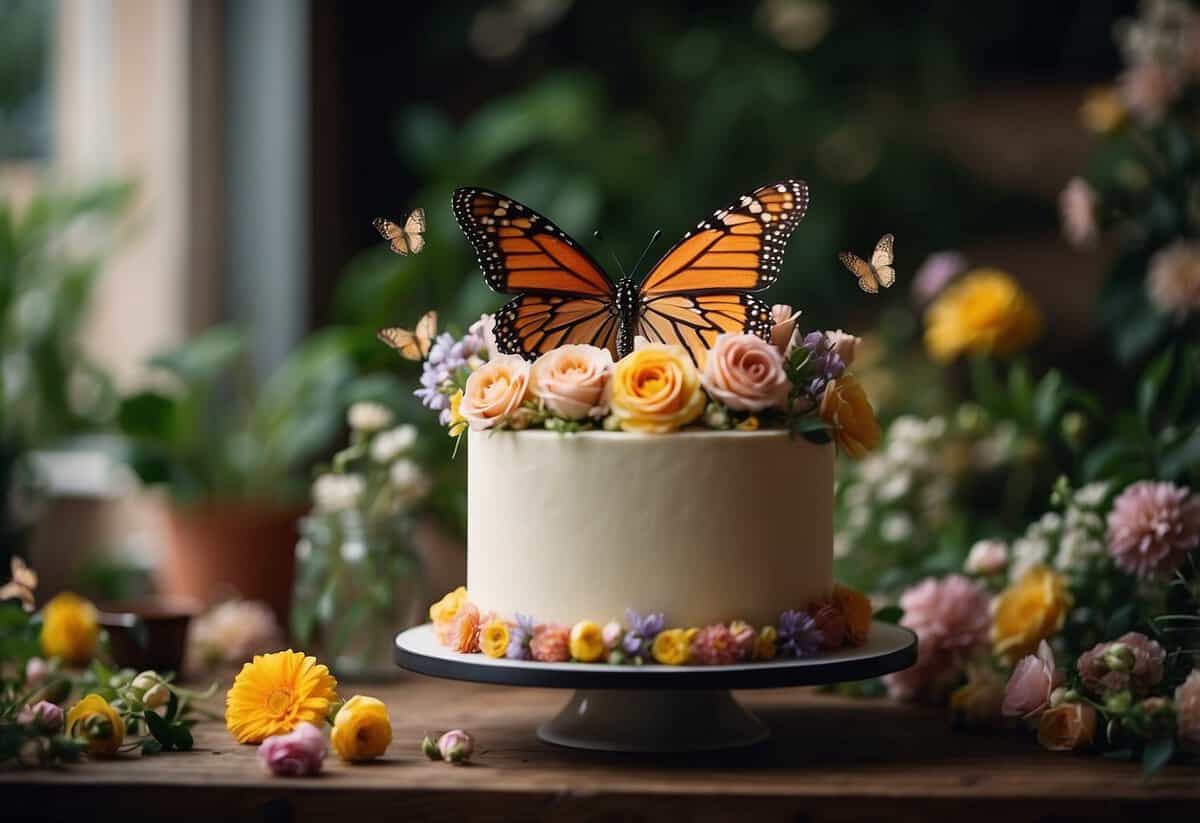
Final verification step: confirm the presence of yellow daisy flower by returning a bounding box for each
[226,650,338,744]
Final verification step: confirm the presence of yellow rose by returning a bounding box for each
[832,583,873,646]
[652,628,691,665]
[568,620,606,662]
[478,618,511,659]
[992,565,1072,663]
[429,586,467,624]
[753,626,778,661]
[40,592,99,665]
[66,694,125,756]
[818,375,881,459]
[331,695,392,762]
[923,269,1043,363]
[607,344,706,433]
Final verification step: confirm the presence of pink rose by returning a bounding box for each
[1002,640,1063,719]
[964,539,1008,575]
[1037,702,1097,751]
[810,602,846,650]
[459,354,530,430]
[700,333,790,412]
[824,330,860,369]
[529,344,613,420]
[770,304,799,354]
[258,722,327,777]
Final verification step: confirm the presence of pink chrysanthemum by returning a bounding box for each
[689,624,739,666]
[529,625,570,662]
[883,574,991,703]
[1106,481,1200,579]
[1076,632,1165,698]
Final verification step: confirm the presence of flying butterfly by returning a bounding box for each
[374,208,427,255]
[0,556,37,612]
[378,309,438,361]
[451,180,810,364]
[839,233,896,294]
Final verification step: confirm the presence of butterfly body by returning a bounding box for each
[453,180,809,364]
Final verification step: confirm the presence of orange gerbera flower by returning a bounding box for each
[225,650,338,744]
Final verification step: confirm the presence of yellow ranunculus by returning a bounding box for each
[568,620,605,662]
[991,565,1072,663]
[330,694,392,762]
[652,628,691,665]
[66,694,125,756]
[607,344,706,433]
[429,586,468,624]
[753,626,778,661]
[818,375,881,459]
[448,390,467,437]
[832,583,873,646]
[478,618,511,659]
[923,269,1043,363]
[40,592,99,665]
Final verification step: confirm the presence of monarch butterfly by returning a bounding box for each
[452,180,810,364]
[839,234,895,294]
[374,208,427,255]
[378,309,438,361]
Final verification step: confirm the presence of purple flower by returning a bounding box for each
[258,723,327,777]
[414,325,488,418]
[778,609,823,658]
[911,251,967,304]
[623,609,665,656]
[791,332,845,402]
[506,613,536,660]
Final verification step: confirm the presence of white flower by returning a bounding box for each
[878,470,912,502]
[347,401,393,433]
[341,540,367,563]
[370,424,418,463]
[1147,240,1200,317]
[880,513,914,543]
[295,539,312,561]
[964,539,1009,575]
[833,534,851,558]
[389,459,429,502]
[1009,536,1051,581]
[1054,529,1104,572]
[848,508,871,532]
[1073,482,1110,509]
[313,473,365,512]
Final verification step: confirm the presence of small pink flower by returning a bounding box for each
[601,621,623,652]
[1037,702,1097,751]
[20,700,64,733]
[1175,669,1200,750]
[824,330,860,369]
[1076,632,1165,697]
[530,624,570,662]
[1147,240,1200,318]
[770,304,799,354]
[911,251,967,304]
[964,539,1008,576]
[810,603,846,650]
[529,344,613,420]
[728,620,757,662]
[24,657,49,688]
[437,729,474,763]
[451,603,482,654]
[258,723,327,777]
[1106,480,1200,579]
[1002,640,1063,719]
[690,624,739,666]
[1119,61,1182,126]
[700,333,790,412]
[1059,177,1099,250]
[459,354,530,430]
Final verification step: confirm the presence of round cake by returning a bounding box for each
[467,428,834,627]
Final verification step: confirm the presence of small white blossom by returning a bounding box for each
[312,473,366,512]
[390,459,429,502]
[347,401,393,433]
[878,470,912,502]
[1054,529,1104,571]
[370,424,418,463]
[295,539,312,561]
[848,507,871,532]
[1010,536,1051,581]
[880,513,914,543]
[1073,482,1110,509]
[964,539,1008,575]
[340,540,367,563]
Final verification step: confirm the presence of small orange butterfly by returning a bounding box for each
[378,310,438,361]
[374,208,426,255]
[839,234,896,294]
[0,556,37,612]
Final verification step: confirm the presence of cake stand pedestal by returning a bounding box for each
[394,621,916,753]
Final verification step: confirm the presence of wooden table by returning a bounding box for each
[6,673,1197,821]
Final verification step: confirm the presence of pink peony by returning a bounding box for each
[1106,480,1200,579]
[1059,177,1099,250]
[530,624,570,662]
[883,575,991,703]
[728,620,756,662]
[810,602,846,650]
[1002,640,1063,719]
[1147,240,1200,318]
[459,354,530,430]
[1175,669,1200,750]
[824,330,860,369]
[770,304,799,354]
[690,624,740,666]
[1118,61,1182,126]
[1076,632,1165,697]
[258,722,327,777]
[700,333,790,412]
[964,539,1008,576]
[911,251,967,304]
[529,344,613,420]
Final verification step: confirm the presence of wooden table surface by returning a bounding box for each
[6,672,1198,822]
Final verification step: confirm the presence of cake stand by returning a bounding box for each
[394,621,916,752]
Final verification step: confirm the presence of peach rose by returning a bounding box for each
[824,330,860,368]
[1036,702,1097,751]
[770,304,799,353]
[607,343,706,433]
[818,375,881,458]
[529,344,613,420]
[459,354,530,430]
[700,333,790,412]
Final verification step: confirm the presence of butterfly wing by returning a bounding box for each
[870,233,895,288]
[636,179,809,363]
[377,327,424,361]
[414,309,437,353]
[403,208,427,255]
[374,217,416,255]
[839,251,880,294]
[492,294,620,359]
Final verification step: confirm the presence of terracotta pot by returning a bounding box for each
[157,501,303,626]
[98,596,201,673]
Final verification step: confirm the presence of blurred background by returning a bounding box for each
[6,0,1188,678]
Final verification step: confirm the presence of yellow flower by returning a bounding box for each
[607,344,706,433]
[818,375,881,459]
[448,390,467,437]
[1080,86,1125,134]
[652,628,691,665]
[478,618,511,659]
[40,592,99,665]
[66,694,125,756]
[735,415,760,431]
[753,626,778,661]
[832,583,873,646]
[569,620,606,662]
[991,566,1072,663]
[330,694,392,762]
[923,269,1043,363]
[429,586,468,624]
[226,650,338,744]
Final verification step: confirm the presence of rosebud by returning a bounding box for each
[25,657,49,687]
[28,700,64,733]
[437,729,474,764]
[1048,687,1068,709]
[601,621,623,651]
[131,671,158,691]
[143,683,170,710]
[1102,643,1135,673]
[421,735,441,760]
[1104,690,1133,714]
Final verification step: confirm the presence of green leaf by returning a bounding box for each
[1160,426,1200,482]
[148,326,243,384]
[143,709,172,748]
[873,605,903,624]
[117,391,178,442]
[1142,736,1175,780]
[141,739,163,756]
[171,723,194,751]
[968,356,1006,415]
[789,416,829,435]
[166,689,179,723]
[1106,603,1136,639]
[1138,347,1175,425]
[1032,369,1065,432]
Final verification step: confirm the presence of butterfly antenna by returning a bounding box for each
[629,230,662,281]
[593,229,628,278]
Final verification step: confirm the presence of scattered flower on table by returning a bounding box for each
[225,650,338,744]
[1037,702,1098,752]
[20,700,63,733]
[39,592,99,665]
[66,694,125,757]
[1076,633,1166,698]
[331,695,392,762]
[990,565,1072,664]
[436,729,474,764]
[777,609,823,658]
[1105,480,1200,579]
[24,657,49,688]
[258,722,327,776]
[1002,640,1064,720]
